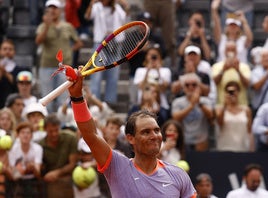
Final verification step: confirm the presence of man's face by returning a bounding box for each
[0,42,15,59]
[127,116,162,156]
[45,123,60,144]
[185,52,200,67]
[10,98,24,118]
[18,127,32,145]
[245,169,262,192]
[195,179,213,198]
[104,122,121,142]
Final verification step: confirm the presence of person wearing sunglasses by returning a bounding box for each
[171,73,213,151]
[214,81,254,152]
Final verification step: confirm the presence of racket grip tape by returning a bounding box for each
[39,81,73,106]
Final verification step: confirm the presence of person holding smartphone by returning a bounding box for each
[214,81,254,152]
[177,11,212,64]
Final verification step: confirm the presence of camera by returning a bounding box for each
[227,90,235,96]
[151,54,158,60]
[195,20,202,28]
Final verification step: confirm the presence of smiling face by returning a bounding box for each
[127,116,162,157]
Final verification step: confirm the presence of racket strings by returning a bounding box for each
[95,25,146,66]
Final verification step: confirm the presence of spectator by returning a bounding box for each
[219,0,254,28]
[0,129,13,197]
[102,116,132,158]
[16,71,37,114]
[133,45,171,113]
[252,102,268,152]
[171,73,213,151]
[5,93,25,125]
[212,40,251,105]
[35,0,83,113]
[177,11,211,62]
[195,173,218,198]
[0,39,28,82]
[226,163,268,198]
[262,15,268,49]
[159,119,185,165]
[0,64,14,109]
[23,102,48,143]
[174,45,216,104]
[171,56,211,98]
[39,113,78,198]
[84,0,127,104]
[211,0,253,63]
[73,138,102,198]
[250,49,268,117]
[214,81,254,152]
[0,108,16,138]
[67,68,197,197]
[250,46,263,69]
[128,12,166,106]
[143,0,179,67]
[8,122,43,197]
[128,83,169,127]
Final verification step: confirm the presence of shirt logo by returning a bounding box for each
[162,183,172,187]
[134,177,140,181]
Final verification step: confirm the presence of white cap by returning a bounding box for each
[225,18,241,27]
[184,45,201,55]
[24,103,48,117]
[45,0,62,8]
[78,138,91,153]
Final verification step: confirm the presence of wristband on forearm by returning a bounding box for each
[71,100,92,122]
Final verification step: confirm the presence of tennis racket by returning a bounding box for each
[39,21,150,106]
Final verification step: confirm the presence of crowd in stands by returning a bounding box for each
[0,0,268,197]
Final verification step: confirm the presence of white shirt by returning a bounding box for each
[8,140,43,179]
[133,67,172,109]
[226,185,268,198]
[90,2,126,43]
[218,34,248,63]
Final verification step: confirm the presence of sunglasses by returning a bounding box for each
[185,83,197,88]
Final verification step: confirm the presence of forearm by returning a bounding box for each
[242,20,253,47]
[35,25,49,44]
[237,70,250,87]
[178,35,191,56]
[200,34,211,60]
[172,103,194,122]
[211,9,221,44]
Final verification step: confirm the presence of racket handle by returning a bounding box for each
[39,81,73,106]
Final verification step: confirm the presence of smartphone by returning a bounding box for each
[195,20,202,28]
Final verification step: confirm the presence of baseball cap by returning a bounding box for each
[225,18,241,27]
[17,71,32,82]
[45,0,62,8]
[24,102,48,117]
[137,12,152,21]
[184,45,201,55]
[78,138,91,153]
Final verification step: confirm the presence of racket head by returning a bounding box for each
[81,21,150,76]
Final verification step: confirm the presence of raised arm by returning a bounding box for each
[68,67,111,168]
[211,0,222,45]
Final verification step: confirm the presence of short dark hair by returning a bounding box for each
[44,113,61,127]
[16,121,33,134]
[125,110,158,136]
[195,173,213,185]
[243,163,263,177]
[5,93,23,107]
[106,116,123,127]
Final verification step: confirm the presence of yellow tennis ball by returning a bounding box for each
[72,166,97,189]
[0,135,13,150]
[177,160,190,173]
